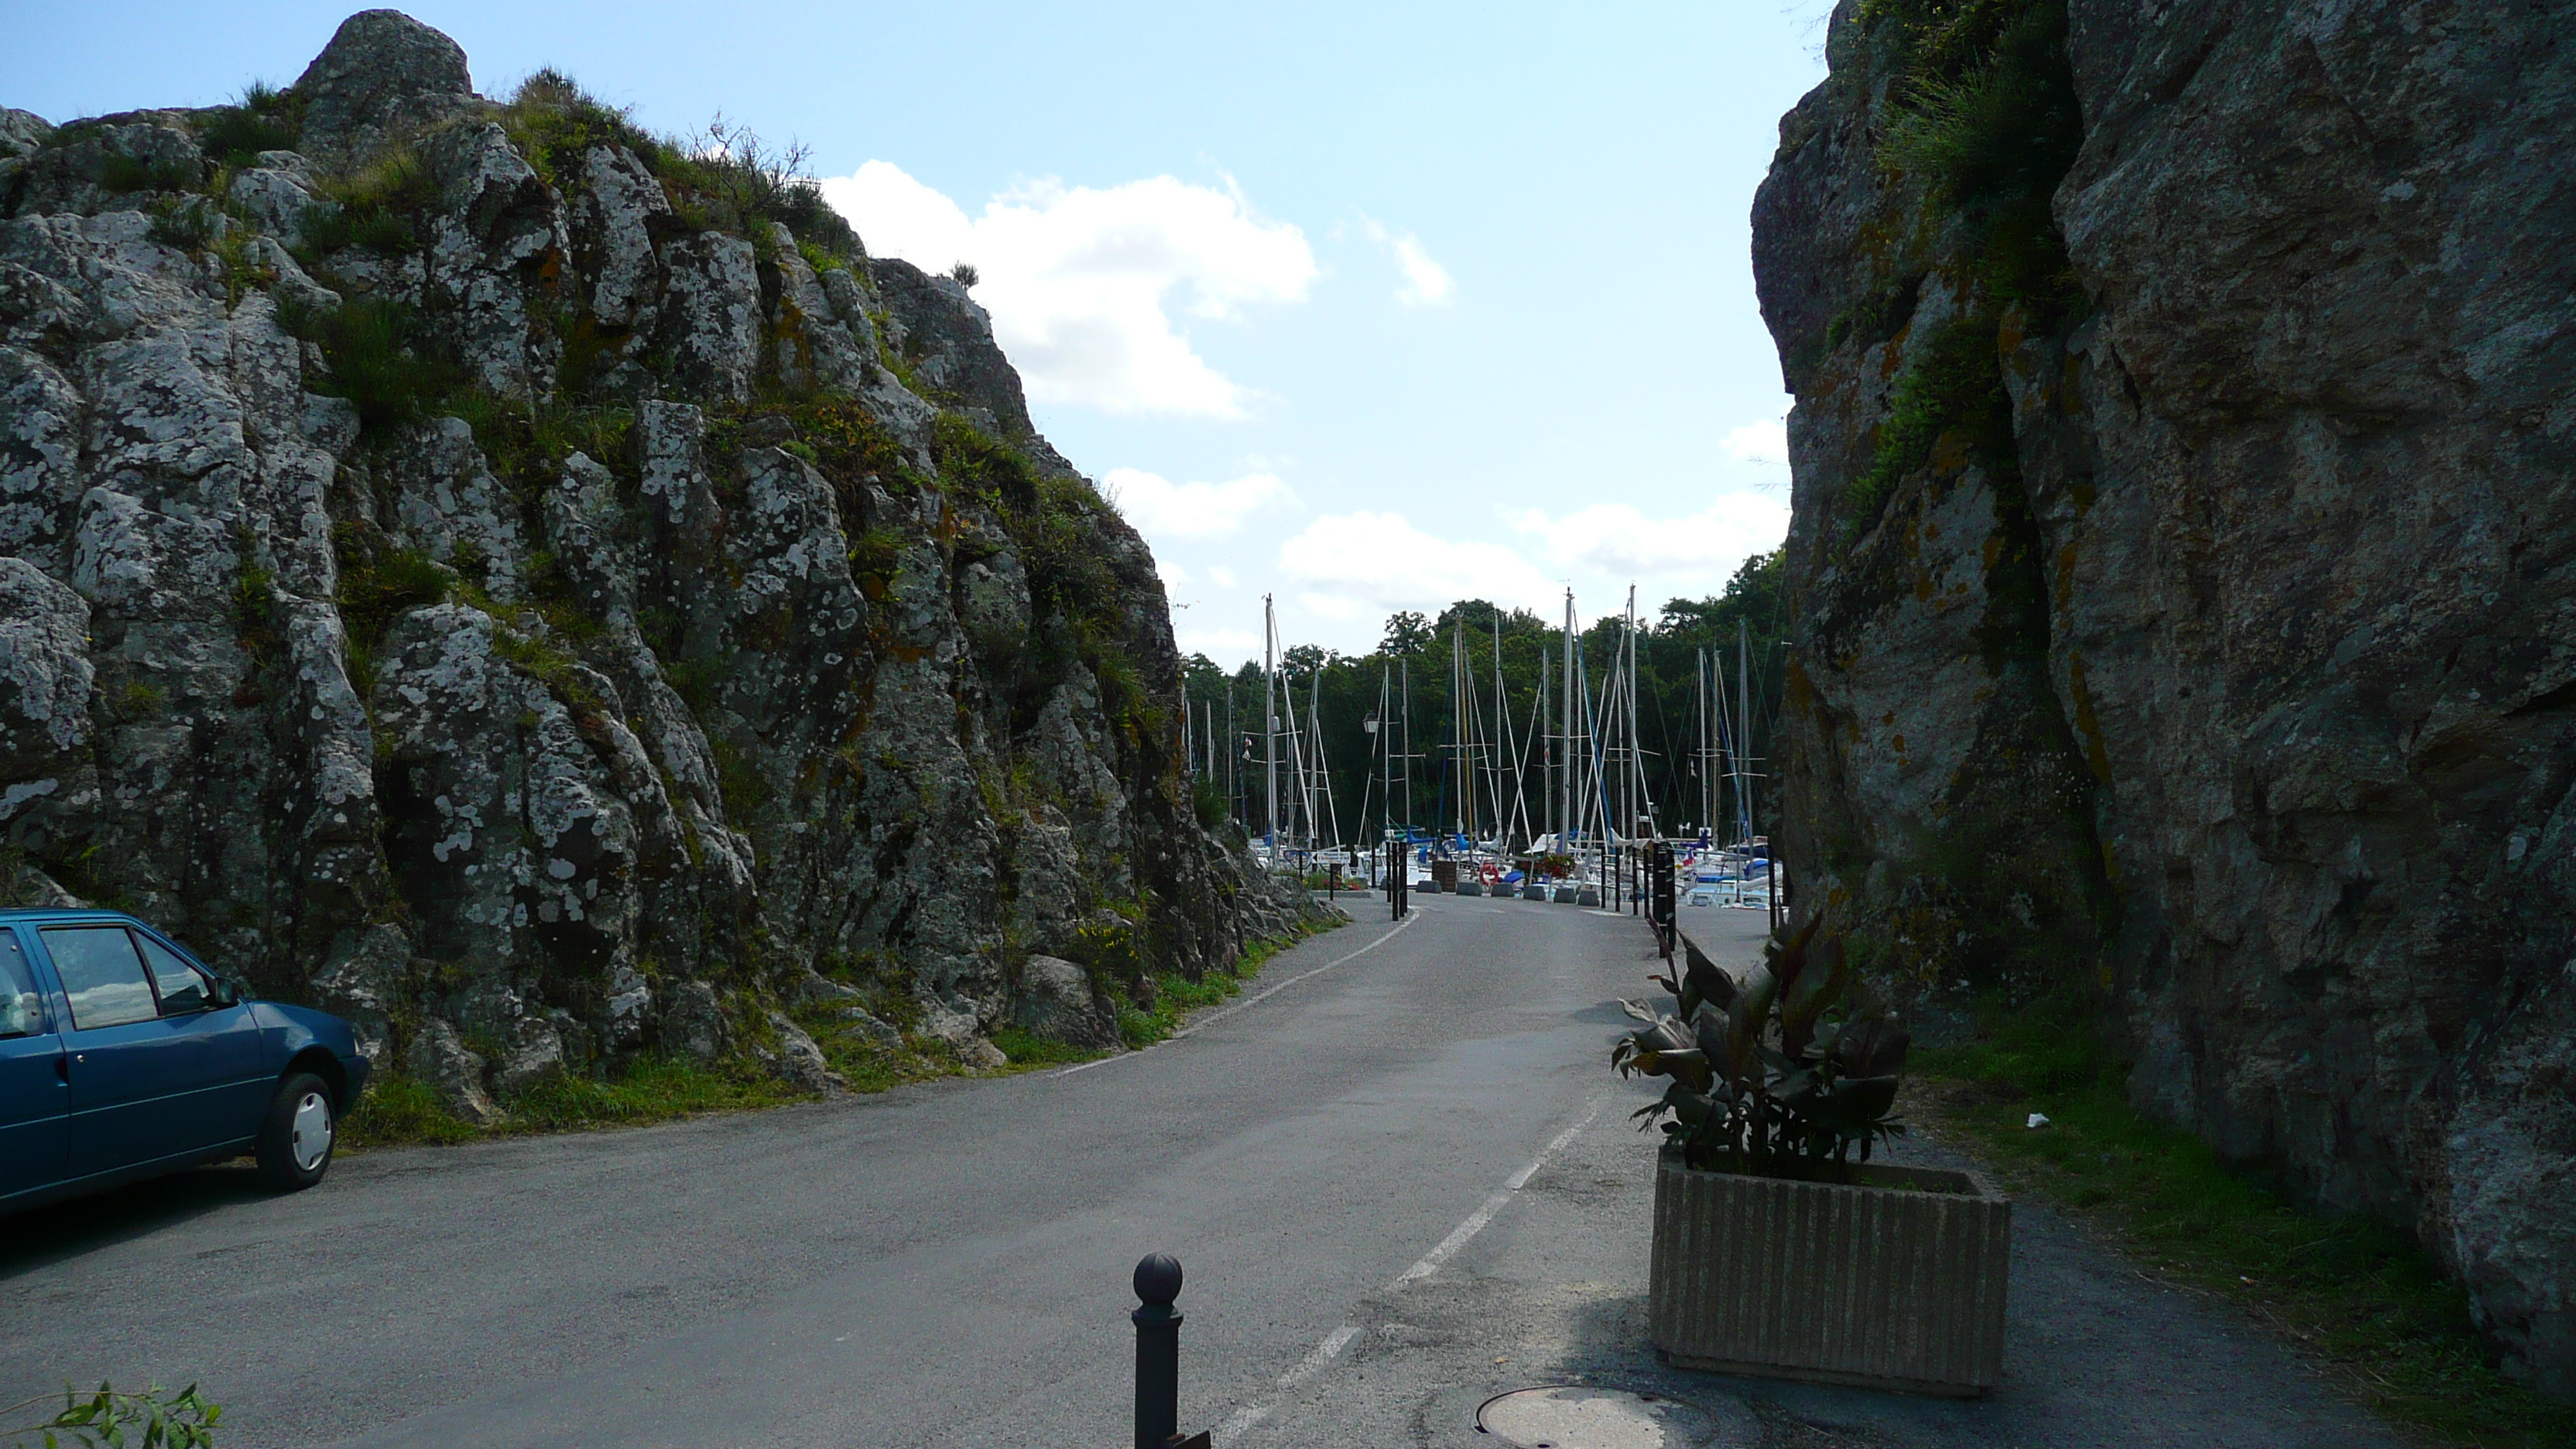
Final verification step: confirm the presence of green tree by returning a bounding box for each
[1379,611,1434,656]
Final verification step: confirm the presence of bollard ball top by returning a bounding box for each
[1133,1252,1184,1305]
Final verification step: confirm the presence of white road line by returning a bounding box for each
[1210,1089,1612,1447]
[1390,1094,1607,1286]
[1277,1324,1361,1388]
[1053,909,1422,1077]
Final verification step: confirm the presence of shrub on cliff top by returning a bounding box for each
[194,80,303,170]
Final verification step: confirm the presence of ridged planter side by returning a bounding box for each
[1648,1146,2011,1396]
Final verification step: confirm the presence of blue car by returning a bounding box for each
[0,908,372,1214]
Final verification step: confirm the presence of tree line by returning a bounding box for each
[1177,550,1786,848]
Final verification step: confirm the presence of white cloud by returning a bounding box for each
[1160,560,1191,587]
[1509,494,1790,577]
[1208,565,1238,589]
[1179,626,1261,658]
[1102,467,1291,540]
[821,163,1317,417]
[1361,218,1456,307]
[1278,512,1560,614]
[1721,418,1789,468]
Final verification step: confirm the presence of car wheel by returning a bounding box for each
[255,1072,337,1191]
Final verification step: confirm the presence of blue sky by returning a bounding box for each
[3,2,1831,666]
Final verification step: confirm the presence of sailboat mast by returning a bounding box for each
[1401,655,1413,834]
[1738,617,1754,843]
[1452,625,1466,840]
[1560,591,1575,851]
[1263,595,1278,849]
[1312,670,1339,848]
[1697,649,1709,838]
[1492,613,1509,851]
[1626,585,1642,844]
[1379,666,1392,835]
[1280,653,1305,851]
[1540,649,1553,848]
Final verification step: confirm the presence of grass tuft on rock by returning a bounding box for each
[1914,995,2576,1449]
[291,293,461,430]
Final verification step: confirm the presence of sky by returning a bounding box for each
[2,2,1833,666]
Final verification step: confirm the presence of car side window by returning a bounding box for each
[135,933,212,1015]
[0,933,41,1038]
[44,927,159,1030]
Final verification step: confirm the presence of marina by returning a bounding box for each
[1206,587,1781,920]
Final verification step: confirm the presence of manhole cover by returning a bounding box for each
[1475,1386,1721,1448]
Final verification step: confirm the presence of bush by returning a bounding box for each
[1192,778,1230,830]
[96,154,200,194]
[302,148,441,256]
[1845,317,2012,533]
[194,81,303,169]
[1616,916,1913,1171]
[333,532,451,695]
[499,68,659,186]
[293,293,461,430]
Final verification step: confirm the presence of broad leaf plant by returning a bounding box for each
[1614,914,1911,1173]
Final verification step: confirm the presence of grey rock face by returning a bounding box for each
[0,111,51,163]
[1753,0,2576,1396]
[1011,954,1119,1050]
[403,1017,498,1122]
[0,559,94,848]
[0,11,1314,1125]
[293,9,478,160]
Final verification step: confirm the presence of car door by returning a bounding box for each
[0,927,68,1200]
[46,923,227,1175]
[133,927,269,1138]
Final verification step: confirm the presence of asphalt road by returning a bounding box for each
[2,896,2401,1449]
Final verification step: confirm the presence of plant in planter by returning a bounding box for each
[1616,914,2012,1397]
[1615,913,1910,1171]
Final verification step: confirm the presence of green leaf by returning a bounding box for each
[1780,935,1850,1060]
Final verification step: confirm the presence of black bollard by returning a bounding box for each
[1132,1253,1183,1449]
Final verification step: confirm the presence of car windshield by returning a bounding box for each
[0,933,39,1037]
[137,932,211,1014]
[46,926,158,1029]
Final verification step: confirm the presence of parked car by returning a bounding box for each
[0,908,371,1214]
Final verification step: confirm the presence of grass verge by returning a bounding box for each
[342,920,1343,1149]
[1910,993,2576,1449]
[341,1056,807,1150]
[1110,928,1319,1050]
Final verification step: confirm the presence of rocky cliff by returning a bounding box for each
[0,12,1306,1111]
[1755,0,2575,1395]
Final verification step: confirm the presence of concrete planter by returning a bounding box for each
[1648,1146,2010,1397]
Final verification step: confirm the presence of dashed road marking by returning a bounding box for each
[1210,1089,1613,1446]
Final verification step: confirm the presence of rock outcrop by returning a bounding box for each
[0,14,1307,1103]
[1755,0,2576,1394]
